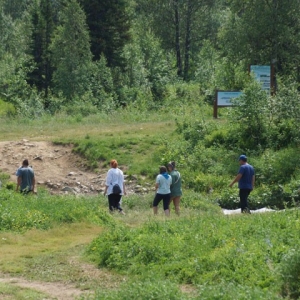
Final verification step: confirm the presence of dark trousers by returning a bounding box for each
[153,193,171,211]
[20,189,33,195]
[239,189,251,212]
[108,194,122,212]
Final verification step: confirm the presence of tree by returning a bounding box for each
[88,56,117,109]
[136,0,216,80]
[0,3,37,113]
[80,0,131,68]
[219,0,300,79]
[2,0,30,19]
[27,0,55,106]
[50,0,93,101]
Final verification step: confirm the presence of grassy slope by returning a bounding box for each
[0,107,297,299]
[0,110,179,298]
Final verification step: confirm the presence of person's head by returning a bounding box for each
[239,154,247,165]
[110,159,118,168]
[167,161,176,171]
[22,159,29,167]
[159,166,167,174]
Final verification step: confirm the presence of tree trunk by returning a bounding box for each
[174,0,182,77]
[183,0,192,80]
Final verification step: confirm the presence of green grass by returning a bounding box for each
[0,282,49,300]
[0,101,300,299]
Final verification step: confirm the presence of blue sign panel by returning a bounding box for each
[217,91,242,106]
[250,65,271,92]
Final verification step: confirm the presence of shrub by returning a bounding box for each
[280,249,300,299]
[0,99,15,116]
[198,282,281,300]
[92,276,189,300]
[216,182,300,210]
[229,79,269,151]
[86,210,300,296]
[255,148,300,185]
[192,173,228,193]
[0,190,113,232]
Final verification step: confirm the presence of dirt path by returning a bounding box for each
[0,139,105,195]
[0,276,86,299]
[0,139,127,298]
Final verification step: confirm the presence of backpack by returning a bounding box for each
[112,183,122,194]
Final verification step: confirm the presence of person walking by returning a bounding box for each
[167,161,182,215]
[16,159,35,194]
[153,166,172,216]
[104,159,126,215]
[229,154,255,213]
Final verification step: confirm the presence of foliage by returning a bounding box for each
[254,148,300,185]
[80,0,131,68]
[0,99,15,116]
[27,0,55,104]
[228,78,269,151]
[268,79,300,148]
[280,249,300,299]
[216,179,300,210]
[219,0,300,75]
[136,0,218,79]
[91,276,189,300]
[87,209,300,298]
[50,0,93,101]
[88,56,117,110]
[0,190,114,232]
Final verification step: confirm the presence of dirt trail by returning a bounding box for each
[0,139,123,298]
[0,276,86,299]
[0,139,106,195]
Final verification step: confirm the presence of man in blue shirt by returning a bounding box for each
[229,155,255,213]
[16,159,35,194]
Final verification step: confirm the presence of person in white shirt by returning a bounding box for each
[104,159,126,215]
[153,166,172,216]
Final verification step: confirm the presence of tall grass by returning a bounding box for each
[0,190,114,232]
[1,96,300,299]
[86,209,300,299]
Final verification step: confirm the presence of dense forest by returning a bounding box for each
[1,0,300,117]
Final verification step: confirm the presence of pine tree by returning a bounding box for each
[50,0,93,101]
[27,0,55,107]
[2,0,30,19]
[80,0,131,68]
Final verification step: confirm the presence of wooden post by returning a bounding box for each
[213,90,218,118]
[270,63,276,95]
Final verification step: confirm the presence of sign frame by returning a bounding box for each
[249,64,276,95]
[213,90,242,118]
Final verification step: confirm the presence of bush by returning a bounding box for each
[198,282,281,300]
[192,173,228,193]
[86,210,300,296]
[0,99,15,116]
[216,182,300,210]
[0,190,113,232]
[255,147,300,185]
[92,276,189,300]
[280,249,300,299]
[228,79,269,151]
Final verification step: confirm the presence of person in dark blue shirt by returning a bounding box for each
[229,155,255,213]
[16,159,35,194]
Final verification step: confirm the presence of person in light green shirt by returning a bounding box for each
[167,161,182,215]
